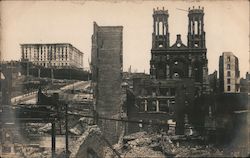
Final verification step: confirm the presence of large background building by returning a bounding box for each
[21,43,83,69]
[219,52,240,93]
[91,22,123,144]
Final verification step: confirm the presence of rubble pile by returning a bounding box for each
[69,125,101,158]
[38,123,51,133]
[121,147,164,158]
[109,132,225,158]
[15,145,50,158]
[23,123,49,135]
[161,135,224,157]
[112,132,165,158]
[69,117,94,135]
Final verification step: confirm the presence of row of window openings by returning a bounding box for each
[35,53,68,57]
[24,52,70,55]
[155,21,167,35]
[25,54,68,60]
[190,20,202,35]
[155,21,203,36]
[36,56,68,61]
[33,49,68,53]
[24,50,68,55]
[24,50,69,57]
[24,47,68,52]
[36,55,67,58]
[37,63,68,66]
[143,88,175,96]
[139,99,175,113]
[25,56,69,61]
[36,53,68,56]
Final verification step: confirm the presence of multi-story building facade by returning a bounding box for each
[91,22,123,144]
[219,52,240,93]
[127,6,209,135]
[150,6,208,93]
[127,76,195,134]
[20,43,83,68]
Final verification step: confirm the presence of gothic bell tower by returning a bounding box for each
[152,7,170,49]
[187,6,205,48]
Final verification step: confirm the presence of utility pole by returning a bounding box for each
[51,68,54,84]
[87,70,90,81]
[65,103,69,158]
[26,61,29,76]
[38,68,40,78]
[51,121,56,158]
[247,104,250,156]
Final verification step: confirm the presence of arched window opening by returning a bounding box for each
[159,22,163,35]
[194,21,198,34]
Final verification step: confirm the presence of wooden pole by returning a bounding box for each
[51,122,56,158]
[65,104,69,158]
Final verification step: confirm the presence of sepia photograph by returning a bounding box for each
[0,0,249,157]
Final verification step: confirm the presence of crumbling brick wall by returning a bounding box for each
[91,22,123,144]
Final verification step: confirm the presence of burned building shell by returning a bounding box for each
[150,7,208,88]
[91,22,123,144]
[127,7,209,135]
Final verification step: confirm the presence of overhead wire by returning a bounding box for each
[2,106,221,130]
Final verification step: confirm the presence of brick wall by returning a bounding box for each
[91,22,123,144]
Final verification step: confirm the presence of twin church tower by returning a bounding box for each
[150,6,208,90]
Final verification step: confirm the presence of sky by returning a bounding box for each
[0,0,249,77]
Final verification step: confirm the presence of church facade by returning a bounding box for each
[150,6,209,94]
[127,7,210,135]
